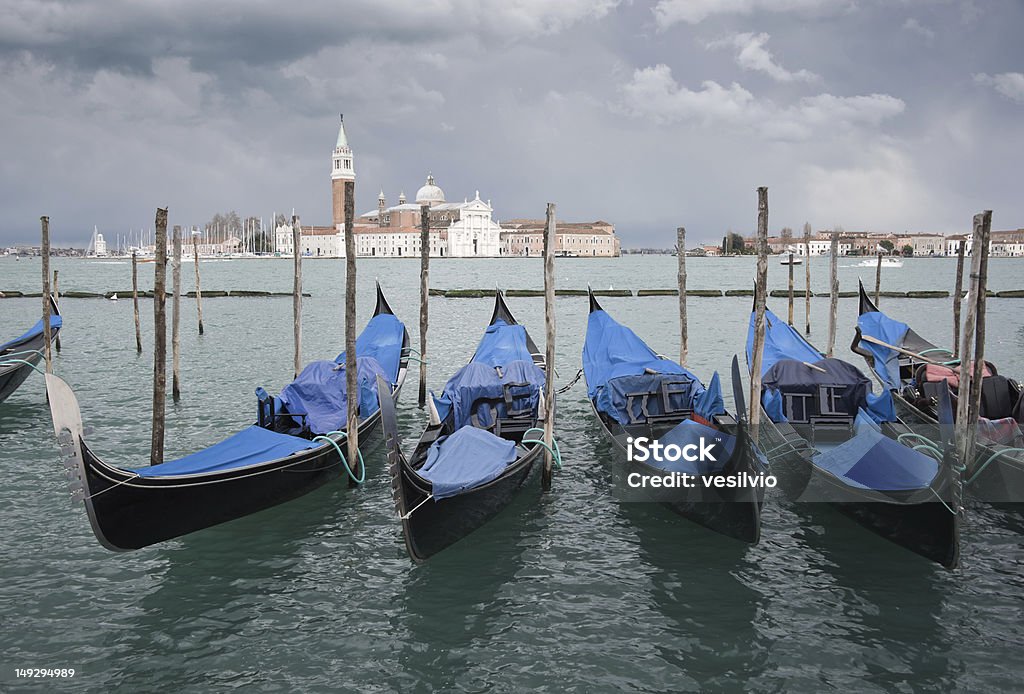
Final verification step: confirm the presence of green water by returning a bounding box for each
[1,255,1023,692]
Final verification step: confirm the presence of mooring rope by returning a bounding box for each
[0,358,44,375]
[400,494,434,520]
[313,430,365,484]
[522,427,562,469]
[556,368,584,394]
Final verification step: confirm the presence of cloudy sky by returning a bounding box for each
[1,0,1022,248]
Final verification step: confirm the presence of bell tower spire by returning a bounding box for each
[331,113,355,230]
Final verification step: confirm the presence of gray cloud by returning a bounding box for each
[1,0,1023,249]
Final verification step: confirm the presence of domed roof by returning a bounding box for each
[415,173,445,205]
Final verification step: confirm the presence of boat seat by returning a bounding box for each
[624,378,694,426]
[980,375,1016,421]
[256,387,309,434]
[809,416,854,445]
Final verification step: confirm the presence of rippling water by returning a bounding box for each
[2,254,1023,691]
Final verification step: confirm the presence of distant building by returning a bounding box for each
[907,233,945,256]
[274,223,344,257]
[499,220,620,257]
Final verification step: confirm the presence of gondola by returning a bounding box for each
[748,302,960,568]
[582,289,765,543]
[379,291,549,563]
[46,282,410,551]
[853,280,1024,505]
[0,295,61,404]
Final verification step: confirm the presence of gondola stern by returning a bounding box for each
[857,279,879,315]
[489,289,518,326]
[373,281,396,316]
[587,286,603,313]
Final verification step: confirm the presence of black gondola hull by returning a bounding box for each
[1,296,60,404]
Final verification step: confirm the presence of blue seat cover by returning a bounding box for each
[133,425,316,477]
[649,418,735,475]
[419,426,518,499]
[335,313,406,384]
[277,356,387,434]
[813,412,938,490]
[856,310,912,391]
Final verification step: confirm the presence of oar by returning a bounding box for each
[802,361,828,373]
[731,355,747,423]
[858,333,954,366]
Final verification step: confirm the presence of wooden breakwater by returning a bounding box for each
[422,289,1024,299]
[0,290,312,298]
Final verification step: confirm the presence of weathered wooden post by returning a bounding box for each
[787,251,795,326]
[292,215,302,378]
[150,208,168,466]
[803,222,812,335]
[874,251,883,306]
[677,226,687,365]
[749,188,769,442]
[542,202,557,490]
[192,229,205,335]
[40,216,52,373]
[52,269,61,352]
[952,239,965,358]
[344,180,359,475]
[418,204,430,408]
[955,211,991,481]
[171,225,182,401]
[132,252,142,354]
[826,231,839,358]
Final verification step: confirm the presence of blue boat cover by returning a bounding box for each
[693,371,726,422]
[133,425,316,477]
[750,309,895,424]
[856,310,911,391]
[419,425,518,499]
[335,312,406,384]
[433,320,545,429]
[813,411,938,490]
[583,309,707,424]
[277,357,387,434]
[746,309,821,376]
[0,314,62,353]
[650,418,735,475]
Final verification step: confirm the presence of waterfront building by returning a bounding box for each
[499,220,620,257]
[274,223,344,257]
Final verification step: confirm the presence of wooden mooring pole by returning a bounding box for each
[826,231,839,358]
[132,252,142,354]
[418,204,430,408]
[171,225,182,401]
[542,202,557,491]
[787,251,795,326]
[192,229,205,335]
[40,217,52,374]
[52,269,61,352]
[955,211,991,479]
[292,215,302,378]
[150,208,168,466]
[677,226,688,366]
[748,188,769,443]
[952,240,965,358]
[344,180,359,477]
[803,222,811,335]
[874,251,883,306]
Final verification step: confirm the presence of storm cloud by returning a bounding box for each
[1,0,1022,247]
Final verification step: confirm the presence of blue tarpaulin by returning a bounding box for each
[335,313,406,384]
[419,425,518,499]
[133,425,316,477]
[746,309,821,376]
[277,357,387,434]
[694,371,726,422]
[433,320,545,429]
[813,411,938,490]
[652,418,735,475]
[856,310,911,391]
[0,314,62,353]
[583,309,707,424]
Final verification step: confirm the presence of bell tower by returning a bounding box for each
[331,114,355,230]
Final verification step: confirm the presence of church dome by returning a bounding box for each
[415,173,445,205]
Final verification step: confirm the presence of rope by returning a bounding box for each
[0,358,44,375]
[522,427,562,470]
[312,430,365,484]
[406,356,427,365]
[965,447,1024,485]
[897,432,939,448]
[407,347,422,356]
[556,368,584,394]
[400,494,434,520]
[85,473,143,500]
[912,443,943,460]
[929,487,960,516]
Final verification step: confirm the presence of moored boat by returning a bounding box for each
[852,280,1024,505]
[46,282,410,551]
[0,295,61,404]
[380,291,550,562]
[583,289,765,543]
[749,303,960,568]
